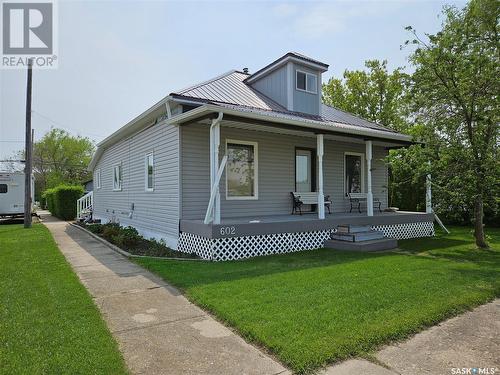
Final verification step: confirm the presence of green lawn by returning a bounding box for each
[135,226,500,374]
[0,224,128,375]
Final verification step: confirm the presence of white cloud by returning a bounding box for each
[274,1,402,39]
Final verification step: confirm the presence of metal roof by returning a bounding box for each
[244,52,329,83]
[176,71,286,111]
[89,54,412,170]
[172,70,396,134]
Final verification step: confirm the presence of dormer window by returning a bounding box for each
[296,70,317,94]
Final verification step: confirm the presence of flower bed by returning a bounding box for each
[78,222,199,259]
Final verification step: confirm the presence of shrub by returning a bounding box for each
[42,188,56,213]
[86,224,103,234]
[101,223,120,240]
[110,226,141,249]
[119,226,141,247]
[42,185,84,220]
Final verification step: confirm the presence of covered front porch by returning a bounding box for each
[181,211,434,238]
[178,211,435,261]
[175,110,434,260]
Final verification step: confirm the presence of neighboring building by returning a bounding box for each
[86,52,434,260]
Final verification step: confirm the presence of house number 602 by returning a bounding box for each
[220,226,236,236]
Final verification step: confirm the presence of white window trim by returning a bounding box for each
[113,163,122,191]
[145,152,154,192]
[343,152,365,196]
[225,139,259,201]
[296,69,318,94]
[95,168,101,189]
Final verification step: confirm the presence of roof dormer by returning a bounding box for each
[245,52,329,116]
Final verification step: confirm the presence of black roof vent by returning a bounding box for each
[243,67,249,74]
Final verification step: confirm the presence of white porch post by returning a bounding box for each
[214,123,221,223]
[208,113,223,225]
[365,140,373,217]
[426,161,432,213]
[317,134,325,219]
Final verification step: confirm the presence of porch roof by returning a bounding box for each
[168,102,415,146]
[171,70,401,135]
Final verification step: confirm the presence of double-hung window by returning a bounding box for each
[95,169,101,189]
[226,140,258,200]
[145,152,154,192]
[113,164,122,191]
[296,70,318,94]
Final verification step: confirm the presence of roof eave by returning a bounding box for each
[168,104,415,145]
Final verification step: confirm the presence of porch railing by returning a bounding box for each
[77,191,93,220]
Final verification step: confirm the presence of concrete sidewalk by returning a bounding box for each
[42,214,288,375]
[321,299,499,375]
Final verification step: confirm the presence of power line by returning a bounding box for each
[31,110,106,139]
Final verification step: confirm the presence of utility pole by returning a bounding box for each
[24,58,33,228]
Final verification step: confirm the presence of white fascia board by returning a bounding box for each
[169,104,413,143]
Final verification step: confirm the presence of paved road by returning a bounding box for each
[42,214,288,375]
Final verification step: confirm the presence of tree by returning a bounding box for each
[322,59,420,212]
[322,60,411,131]
[30,128,95,198]
[407,0,499,248]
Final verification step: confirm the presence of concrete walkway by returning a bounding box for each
[41,214,288,375]
[321,299,499,375]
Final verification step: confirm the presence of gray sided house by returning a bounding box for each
[86,52,435,260]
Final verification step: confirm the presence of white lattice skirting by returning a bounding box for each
[178,221,435,261]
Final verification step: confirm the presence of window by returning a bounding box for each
[296,70,317,94]
[113,164,122,191]
[344,153,365,195]
[226,140,258,200]
[0,184,7,194]
[95,169,101,189]
[145,152,154,191]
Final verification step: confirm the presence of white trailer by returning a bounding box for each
[0,171,34,217]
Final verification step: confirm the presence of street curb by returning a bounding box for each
[69,223,205,262]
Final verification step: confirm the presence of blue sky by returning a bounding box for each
[0,0,466,158]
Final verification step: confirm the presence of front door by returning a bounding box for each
[295,148,316,212]
[296,149,312,192]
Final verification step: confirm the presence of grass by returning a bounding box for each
[0,223,128,375]
[135,226,500,374]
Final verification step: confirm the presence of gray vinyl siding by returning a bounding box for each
[93,121,180,241]
[250,65,288,109]
[292,63,320,116]
[181,123,388,220]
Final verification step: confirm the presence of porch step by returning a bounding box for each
[331,230,385,242]
[336,224,372,234]
[324,238,398,252]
